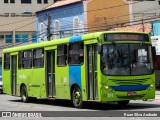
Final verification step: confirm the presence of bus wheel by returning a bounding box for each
[21,86,29,103]
[72,86,83,108]
[117,100,130,106]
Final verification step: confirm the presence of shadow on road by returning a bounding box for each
[8,98,160,110]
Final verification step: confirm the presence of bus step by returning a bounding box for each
[48,97,56,100]
[87,99,99,102]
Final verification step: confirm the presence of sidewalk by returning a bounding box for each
[156,89,160,95]
[155,90,160,101]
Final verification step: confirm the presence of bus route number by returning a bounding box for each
[107,93,113,98]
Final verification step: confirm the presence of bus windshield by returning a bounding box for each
[101,44,154,76]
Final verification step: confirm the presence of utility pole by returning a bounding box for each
[47,13,51,41]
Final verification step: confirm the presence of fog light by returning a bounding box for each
[105,86,109,90]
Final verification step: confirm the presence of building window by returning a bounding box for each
[32,33,37,42]
[57,45,67,66]
[22,50,32,68]
[37,0,42,4]
[159,1,160,5]
[4,53,10,70]
[54,20,60,39]
[68,42,84,65]
[33,48,44,68]
[10,0,15,3]
[21,0,31,3]
[44,0,48,4]
[4,13,9,17]
[4,0,8,3]
[40,23,45,41]
[73,17,80,35]
[11,13,16,17]
[5,35,12,43]
[16,34,28,43]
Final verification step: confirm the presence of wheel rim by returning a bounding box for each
[73,89,81,107]
[74,91,80,104]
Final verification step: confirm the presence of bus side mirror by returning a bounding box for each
[152,46,156,62]
[97,44,102,54]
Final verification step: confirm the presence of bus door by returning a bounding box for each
[46,50,56,98]
[11,55,17,95]
[86,45,98,100]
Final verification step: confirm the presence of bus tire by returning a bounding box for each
[21,86,29,103]
[117,100,130,106]
[72,86,83,108]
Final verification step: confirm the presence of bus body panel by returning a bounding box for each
[55,64,70,99]
[32,68,45,98]
[17,69,32,96]
[3,70,11,94]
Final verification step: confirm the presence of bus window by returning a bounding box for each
[4,53,10,70]
[22,50,32,69]
[57,45,67,66]
[33,48,44,68]
[68,42,84,65]
[18,51,22,69]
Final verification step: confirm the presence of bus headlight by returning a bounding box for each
[148,84,154,90]
[150,84,154,87]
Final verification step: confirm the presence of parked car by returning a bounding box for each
[0,76,3,94]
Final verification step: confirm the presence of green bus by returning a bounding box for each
[2,31,156,108]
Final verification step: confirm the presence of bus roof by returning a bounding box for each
[2,31,149,53]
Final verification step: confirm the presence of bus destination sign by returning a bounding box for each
[104,33,149,41]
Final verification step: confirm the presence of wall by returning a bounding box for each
[132,0,159,17]
[86,0,130,32]
[110,23,151,33]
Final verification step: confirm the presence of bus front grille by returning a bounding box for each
[109,78,150,86]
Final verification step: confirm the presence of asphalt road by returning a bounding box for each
[0,93,160,119]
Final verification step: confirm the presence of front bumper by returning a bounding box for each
[100,85,155,102]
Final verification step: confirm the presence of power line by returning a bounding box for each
[0,1,159,48]
[36,1,160,33]
[36,0,143,20]
[0,0,153,31]
[12,21,36,31]
[40,6,160,33]
[0,0,154,30]
[1,15,159,49]
[0,17,36,26]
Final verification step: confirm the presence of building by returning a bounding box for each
[0,0,55,54]
[109,0,160,31]
[0,0,55,75]
[36,0,130,42]
[36,0,85,42]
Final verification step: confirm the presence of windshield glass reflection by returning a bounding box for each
[101,44,153,76]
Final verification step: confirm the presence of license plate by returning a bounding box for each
[127,92,136,96]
